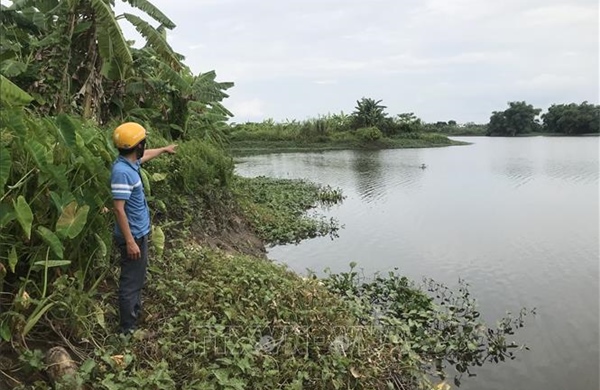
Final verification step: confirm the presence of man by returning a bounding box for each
[110,122,177,334]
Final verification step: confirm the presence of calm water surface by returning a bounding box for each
[235,137,599,390]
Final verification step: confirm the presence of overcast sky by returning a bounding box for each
[116,0,599,124]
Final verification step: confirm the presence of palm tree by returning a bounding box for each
[351,97,388,129]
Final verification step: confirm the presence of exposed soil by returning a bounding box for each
[188,212,267,259]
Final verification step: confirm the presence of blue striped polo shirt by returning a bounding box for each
[110,156,150,240]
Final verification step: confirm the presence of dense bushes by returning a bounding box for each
[0,110,115,341]
[151,138,234,196]
[355,127,383,142]
[227,119,460,153]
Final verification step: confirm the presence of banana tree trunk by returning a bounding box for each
[56,12,77,114]
[82,23,100,120]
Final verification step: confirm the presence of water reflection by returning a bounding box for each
[493,157,535,188]
[351,151,384,202]
[388,161,424,193]
[543,159,599,184]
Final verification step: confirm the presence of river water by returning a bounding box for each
[234,136,599,390]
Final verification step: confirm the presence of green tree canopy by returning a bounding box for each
[487,101,541,136]
[542,102,600,135]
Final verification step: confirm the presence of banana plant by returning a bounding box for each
[116,46,234,141]
[352,97,389,129]
[1,0,181,120]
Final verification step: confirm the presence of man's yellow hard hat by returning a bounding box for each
[113,122,147,150]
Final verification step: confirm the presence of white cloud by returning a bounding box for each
[229,98,266,119]
[523,4,596,26]
[516,74,588,89]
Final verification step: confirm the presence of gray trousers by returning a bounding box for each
[117,234,149,334]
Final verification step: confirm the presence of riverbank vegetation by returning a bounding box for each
[1,1,532,389]
[227,98,599,155]
[227,99,467,155]
[235,177,343,245]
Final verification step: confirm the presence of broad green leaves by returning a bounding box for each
[0,320,10,342]
[8,246,17,273]
[95,233,108,259]
[0,59,27,77]
[123,13,181,70]
[193,70,233,103]
[0,147,10,196]
[0,110,112,289]
[55,114,77,148]
[140,169,151,195]
[32,260,71,268]
[0,75,33,106]
[56,201,90,239]
[123,0,176,29]
[91,0,133,76]
[14,195,33,239]
[152,225,165,258]
[25,139,49,167]
[36,226,64,258]
[151,172,167,182]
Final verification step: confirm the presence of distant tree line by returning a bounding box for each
[487,101,599,136]
[230,98,598,141]
[350,98,599,137]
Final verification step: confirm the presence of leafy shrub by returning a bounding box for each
[355,127,383,142]
[151,138,234,196]
[329,131,355,142]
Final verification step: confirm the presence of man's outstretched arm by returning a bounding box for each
[141,144,177,164]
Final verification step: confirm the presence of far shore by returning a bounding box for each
[229,138,470,156]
